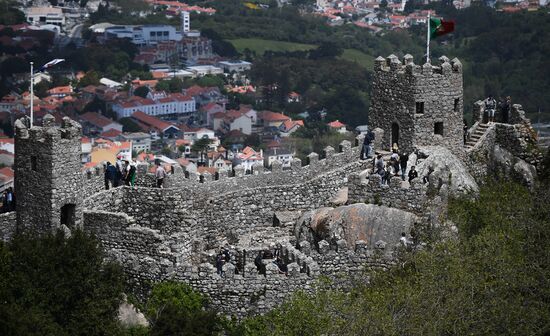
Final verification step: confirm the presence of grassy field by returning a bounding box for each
[339,49,375,70]
[229,38,315,54]
[228,38,374,69]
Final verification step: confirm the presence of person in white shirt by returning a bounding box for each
[155,163,166,188]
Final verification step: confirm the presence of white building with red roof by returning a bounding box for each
[258,111,291,128]
[112,92,195,118]
[131,111,180,138]
[328,120,348,134]
[279,119,304,137]
[234,146,263,173]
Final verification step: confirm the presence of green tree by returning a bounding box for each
[78,71,100,87]
[0,230,125,335]
[145,282,224,336]
[134,86,150,98]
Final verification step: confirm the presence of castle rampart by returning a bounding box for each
[348,173,429,217]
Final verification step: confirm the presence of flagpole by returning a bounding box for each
[426,13,431,63]
[30,62,34,127]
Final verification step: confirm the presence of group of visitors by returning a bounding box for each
[104,156,137,190]
[1,187,15,213]
[254,246,287,276]
[485,95,512,123]
[373,145,418,184]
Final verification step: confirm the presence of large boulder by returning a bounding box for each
[416,146,479,196]
[491,144,537,189]
[295,204,417,249]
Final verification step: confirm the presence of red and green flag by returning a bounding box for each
[429,17,455,39]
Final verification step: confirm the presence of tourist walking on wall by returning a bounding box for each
[485,95,497,123]
[362,129,375,159]
[3,187,14,212]
[423,166,434,184]
[104,162,117,190]
[375,154,385,183]
[501,96,511,123]
[155,163,166,188]
[115,155,124,187]
[384,162,393,184]
[399,152,409,181]
[125,161,137,186]
[408,166,418,183]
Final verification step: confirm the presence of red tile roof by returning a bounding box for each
[80,111,115,128]
[0,167,14,179]
[48,86,73,95]
[100,129,122,138]
[260,111,290,122]
[328,120,346,128]
[131,111,179,132]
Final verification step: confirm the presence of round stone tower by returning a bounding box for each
[14,115,84,233]
[369,54,464,156]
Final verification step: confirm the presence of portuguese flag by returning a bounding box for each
[429,17,455,39]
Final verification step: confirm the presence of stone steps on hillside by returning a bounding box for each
[465,123,490,150]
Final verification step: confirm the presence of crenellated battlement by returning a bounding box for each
[15,114,82,142]
[153,138,363,194]
[374,54,462,76]
[348,171,429,217]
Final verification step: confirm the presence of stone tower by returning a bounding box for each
[369,54,464,156]
[14,115,84,233]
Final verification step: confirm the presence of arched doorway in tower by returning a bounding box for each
[391,122,399,149]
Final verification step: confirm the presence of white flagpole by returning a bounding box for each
[426,13,431,63]
[30,61,34,127]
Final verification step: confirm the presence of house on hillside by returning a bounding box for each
[233,146,263,173]
[264,147,294,168]
[258,111,290,128]
[328,120,348,134]
[279,120,304,137]
[79,111,123,136]
[131,111,180,138]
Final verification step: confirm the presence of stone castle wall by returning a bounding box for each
[348,173,428,217]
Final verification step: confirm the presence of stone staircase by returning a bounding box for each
[465,123,490,150]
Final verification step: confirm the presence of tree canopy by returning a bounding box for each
[0,230,125,336]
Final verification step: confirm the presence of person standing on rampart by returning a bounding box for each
[408,166,418,183]
[485,95,497,123]
[115,155,124,187]
[375,154,385,184]
[362,128,375,159]
[155,163,166,188]
[500,96,511,123]
[125,161,137,186]
[104,162,117,190]
[399,152,409,181]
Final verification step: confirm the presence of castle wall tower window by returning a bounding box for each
[454,98,460,112]
[434,122,444,136]
[415,102,424,114]
[31,156,37,171]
